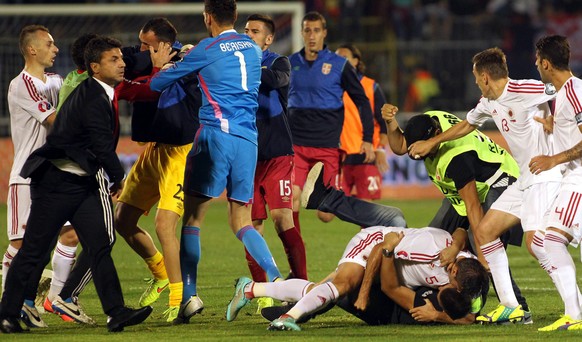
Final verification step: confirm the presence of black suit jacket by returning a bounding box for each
[21,77,125,183]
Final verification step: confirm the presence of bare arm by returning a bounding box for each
[379,244,416,311]
[457,180,487,266]
[353,243,384,310]
[533,115,554,134]
[409,298,476,324]
[408,120,476,158]
[382,104,407,155]
[530,125,582,174]
[458,180,484,231]
[375,133,390,174]
[439,228,468,267]
[43,112,56,127]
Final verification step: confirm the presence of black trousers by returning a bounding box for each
[59,169,114,301]
[0,164,124,317]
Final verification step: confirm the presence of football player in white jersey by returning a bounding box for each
[4,25,77,328]
[407,47,564,324]
[225,226,487,331]
[528,35,582,331]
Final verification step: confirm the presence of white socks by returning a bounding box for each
[531,231,555,274]
[48,242,77,301]
[544,230,581,319]
[250,278,312,302]
[287,282,339,320]
[481,238,520,308]
[2,244,19,292]
[247,279,340,320]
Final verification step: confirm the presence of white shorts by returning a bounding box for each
[544,182,582,245]
[491,181,561,232]
[338,226,405,267]
[6,184,72,241]
[7,184,30,240]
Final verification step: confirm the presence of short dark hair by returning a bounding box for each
[141,17,177,44]
[472,47,508,80]
[71,33,98,70]
[455,258,489,300]
[247,14,275,35]
[536,35,570,71]
[205,0,237,26]
[302,11,326,29]
[84,36,122,76]
[19,24,49,56]
[337,43,365,74]
[438,288,472,320]
[403,114,439,148]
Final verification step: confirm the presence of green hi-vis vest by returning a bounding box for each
[422,111,519,216]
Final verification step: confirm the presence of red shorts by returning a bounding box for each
[341,164,382,200]
[293,145,341,190]
[252,155,295,221]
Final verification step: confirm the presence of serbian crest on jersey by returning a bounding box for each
[321,63,332,75]
[545,83,557,95]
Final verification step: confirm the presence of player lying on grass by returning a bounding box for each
[261,280,475,326]
[226,226,488,331]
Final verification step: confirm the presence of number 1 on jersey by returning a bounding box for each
[234,51,248,91]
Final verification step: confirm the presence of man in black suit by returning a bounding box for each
[0,36,152,334]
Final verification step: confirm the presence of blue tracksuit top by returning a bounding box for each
[150,30,262,144]
[288,47,373,148]
[256,49,293,161]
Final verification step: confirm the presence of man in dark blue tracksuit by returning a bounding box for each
[288,11,375,228]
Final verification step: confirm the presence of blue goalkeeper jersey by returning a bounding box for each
[150,29,262,143]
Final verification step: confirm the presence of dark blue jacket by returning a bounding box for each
[256,49,293,161]
[288,47,373,148]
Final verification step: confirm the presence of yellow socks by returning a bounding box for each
[144,251,168,281]
[169,282,183,307]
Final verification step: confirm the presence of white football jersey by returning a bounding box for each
[553,76,582,183]
[467,79,561,189]
[393,227,475,289]
[8,70,62,184]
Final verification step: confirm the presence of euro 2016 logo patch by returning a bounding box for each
[545,83,557,95]
[321,63,332,75]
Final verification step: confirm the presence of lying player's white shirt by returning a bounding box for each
[467,79,562,189]
[338,226,474,289]
[553,76,582,183]
[393,227,474,289]
[8,70,62,185]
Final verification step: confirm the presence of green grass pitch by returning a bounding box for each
[0,200,581,341]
